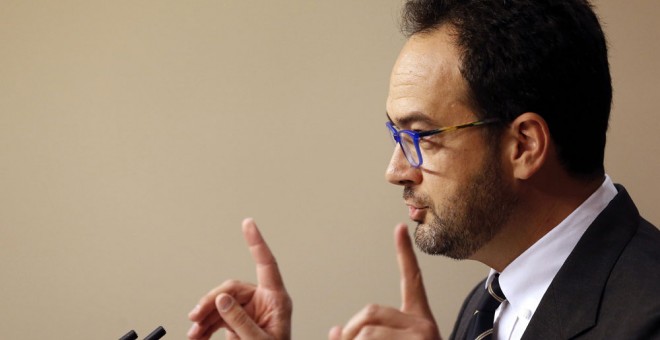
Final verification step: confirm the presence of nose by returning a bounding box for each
[385,145,422,186]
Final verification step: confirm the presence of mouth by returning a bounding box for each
[406,203,428,223]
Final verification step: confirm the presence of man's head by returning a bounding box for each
[401,0,611,178]
[386,28,519,260]
[386,0,611,260]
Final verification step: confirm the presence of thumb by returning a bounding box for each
[395,224,433,317]
[216,293,268,340]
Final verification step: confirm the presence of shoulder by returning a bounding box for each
[524,186,660,339]
[586,215,660,338]
[605,218,660,303]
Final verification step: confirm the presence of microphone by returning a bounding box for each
[144,326,167,340]
[118,326,166,340]
[119,330,138,340]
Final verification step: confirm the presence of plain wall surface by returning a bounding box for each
[0,0,657,338]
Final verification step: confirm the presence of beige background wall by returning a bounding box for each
[0,1,657,339]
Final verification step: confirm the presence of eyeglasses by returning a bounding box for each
[386,118,501,168]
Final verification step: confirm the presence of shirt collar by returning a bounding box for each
[486,175,617,316]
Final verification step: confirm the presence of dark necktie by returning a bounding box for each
[465,274,507,340]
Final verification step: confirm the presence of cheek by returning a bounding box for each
[422,139,471,174]
[421,158,479,210]
[422,176,456,211]
[422,150,469,182]
[420,138,489,207]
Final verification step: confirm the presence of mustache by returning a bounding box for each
[403,186,415,200]
[403,186,430,206]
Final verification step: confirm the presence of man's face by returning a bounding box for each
[385,27,517,260]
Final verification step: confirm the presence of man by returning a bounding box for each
[187,0,660,339]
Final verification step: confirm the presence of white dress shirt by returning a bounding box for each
[489,175,618,340]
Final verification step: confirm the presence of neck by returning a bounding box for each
[471,172,605,272]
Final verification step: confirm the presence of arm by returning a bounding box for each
[187,218,292,340]
[328,223,442,340]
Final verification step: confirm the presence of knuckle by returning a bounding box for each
[360,325,377,337]
[220,279,242,289]
[199,279,244,305]
[362,304,381,318]
[282,296,293,314]
[416,320,440,340]
[280,292,293,307]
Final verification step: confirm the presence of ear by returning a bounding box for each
[505,112,550,180]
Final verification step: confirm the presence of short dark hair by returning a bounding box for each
[402,0,612,178]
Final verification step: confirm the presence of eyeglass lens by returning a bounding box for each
[387,122,422,167]
[399,132,420,166]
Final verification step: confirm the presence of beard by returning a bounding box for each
[410,148,518,260]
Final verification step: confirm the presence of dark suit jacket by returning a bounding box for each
[449,185,660,340]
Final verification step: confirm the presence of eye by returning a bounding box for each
[418,137,434,149]
[418,134,443,150]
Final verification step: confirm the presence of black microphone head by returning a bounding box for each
[144,326,166,340]
[119,329,138,340]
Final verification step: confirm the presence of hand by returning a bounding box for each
[328,224,441,340]
[188,218,292,340]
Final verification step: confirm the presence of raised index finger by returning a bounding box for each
[242,218,285,290]
[395,223,432,316]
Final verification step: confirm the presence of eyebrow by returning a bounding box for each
[386,111,438,128]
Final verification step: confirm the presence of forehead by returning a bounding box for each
[386,26,473,126]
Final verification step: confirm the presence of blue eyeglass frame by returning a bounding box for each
[386,118,501,168]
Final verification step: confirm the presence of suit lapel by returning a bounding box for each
[450,279,488,340]
[521,185,640,339]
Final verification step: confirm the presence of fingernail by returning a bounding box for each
[187,323,199,337]
[218,295,233,312]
